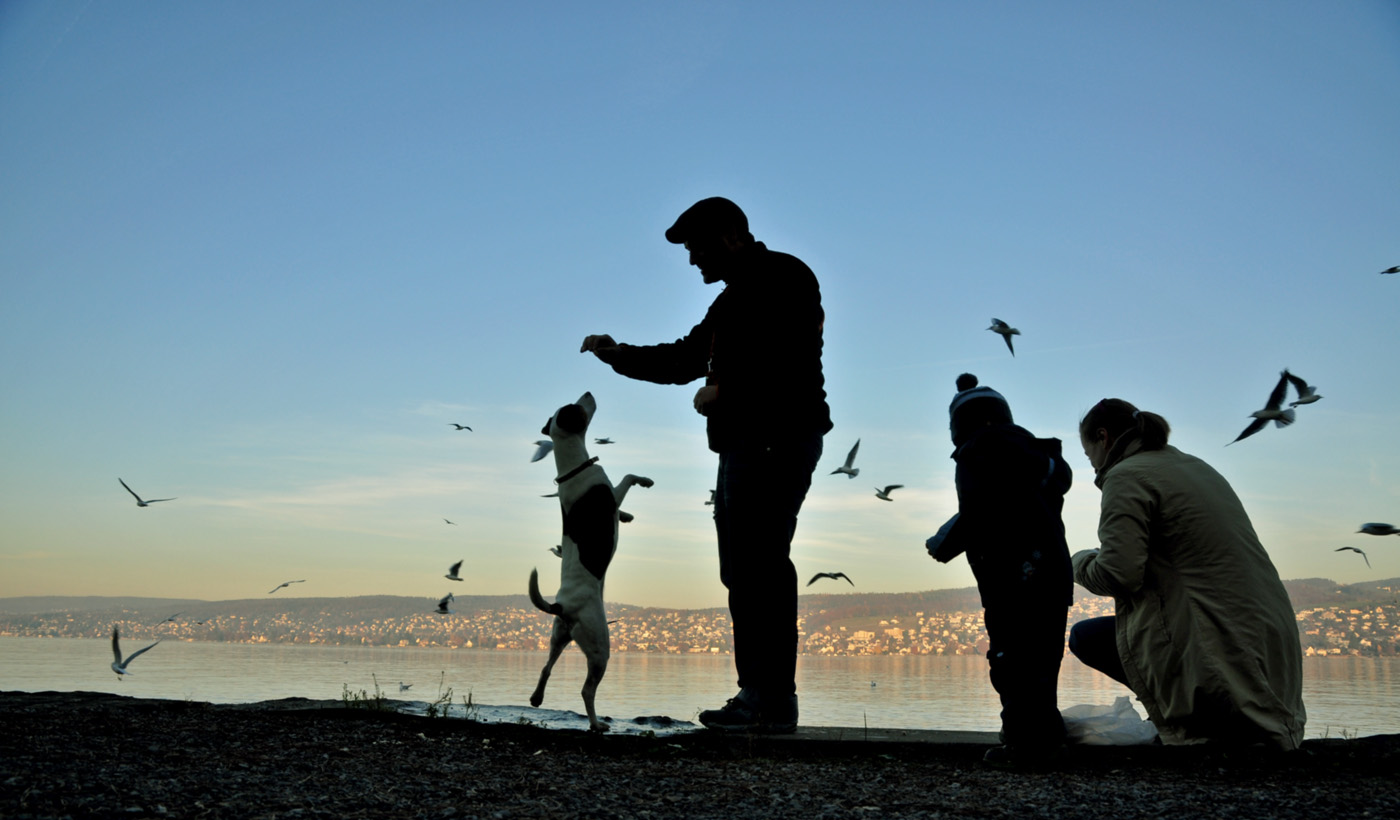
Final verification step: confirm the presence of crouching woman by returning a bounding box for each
[1070,398,1306,750]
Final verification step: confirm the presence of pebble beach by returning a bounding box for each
[3,691,1398,820]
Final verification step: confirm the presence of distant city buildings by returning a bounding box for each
[2,596,1395,658]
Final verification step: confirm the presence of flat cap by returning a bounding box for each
[664,197,748,244]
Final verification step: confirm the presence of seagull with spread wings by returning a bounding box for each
[119,478,176,507]
[268,579,305,594]
[1335,547,1371,568]
[987,318,1020,356]
[874,484,903,501]
[1229,371,1295,445]
[1283,370,1322,408]
[110,626,160,680]
[830,439,861,478]
[807,571,854,587]
[445,560,464,581]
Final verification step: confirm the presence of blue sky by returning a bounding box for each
[2,1,1397,609]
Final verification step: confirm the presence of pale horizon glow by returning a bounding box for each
[1,2,1398,609]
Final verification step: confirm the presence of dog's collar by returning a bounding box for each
[554,456,599,485]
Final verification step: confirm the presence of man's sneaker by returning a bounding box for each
[758,693,799,734]
[698,690,798,734]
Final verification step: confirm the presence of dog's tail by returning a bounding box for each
[528,568,564,616]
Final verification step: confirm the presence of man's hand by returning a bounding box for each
[693,385,719,415]
[580,334,617,353]
[581,334,621,364]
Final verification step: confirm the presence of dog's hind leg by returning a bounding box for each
[581,650,610,733]
[612,474,653,507]
[529,616,571,708]
[573,601,612,732]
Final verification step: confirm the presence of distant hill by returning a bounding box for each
[3,578,1394,618]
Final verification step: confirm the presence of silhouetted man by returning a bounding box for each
[581,197,831,732]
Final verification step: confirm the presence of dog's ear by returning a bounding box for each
[554,403,588,435]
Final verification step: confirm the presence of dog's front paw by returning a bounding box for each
[529,693,544,708]
[635,476,654,488]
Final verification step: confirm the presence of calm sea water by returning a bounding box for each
[1,637,1394,738]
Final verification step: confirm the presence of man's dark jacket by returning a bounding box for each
[600,242,832,452]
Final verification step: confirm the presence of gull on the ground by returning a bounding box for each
[987,318,1020,356]
[268,579,306,594]
[434,593,455,615]
[399,682,413,692]
[1335,547,1371,568]
[594,437,614,445]
[1358,523,1400,536]
[110,626,160,680]
[449,423,473,431]
[1229,370,1295,445]
[445,560,464,581]
[874,484,903,501]
[119,478,176,507]
[807,571,854,587]
[531,440,554,462]
[830,439,861,478]
[1283,370,1322,408]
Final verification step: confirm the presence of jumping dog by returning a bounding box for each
[528,391,652,731]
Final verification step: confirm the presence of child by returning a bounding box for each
[925,373,1073,769]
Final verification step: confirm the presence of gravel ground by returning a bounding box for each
[2,691,1397,820]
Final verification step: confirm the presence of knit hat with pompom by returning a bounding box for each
[948,373,1013,445]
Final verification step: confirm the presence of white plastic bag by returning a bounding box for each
[1062,696,1159,745]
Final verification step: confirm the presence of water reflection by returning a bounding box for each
[0,638,1394,738]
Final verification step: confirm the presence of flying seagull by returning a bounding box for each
[110,626,160,680]
[1283,370,1322,408]
[444,518,456,525]
[449,424,473,431]
[434,593,455,615]
[987,318,1020,356]
[530,440,554,463]
[830,439,861,478]
[1380,266,1398,275]
[807,571,854,587]
[594,437,615,445]
[549,545,562,557]
[1358,523,1400,536]
[118,478,176,507]
[705,489,716,506]
[874,484,903,501]
[153,612,181,626]
[445,560,464,581]
[268,579,305,594]
[1229,370,1295,445]
[1335,547,1371,568]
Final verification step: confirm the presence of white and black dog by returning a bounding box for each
[528,391,652,732]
